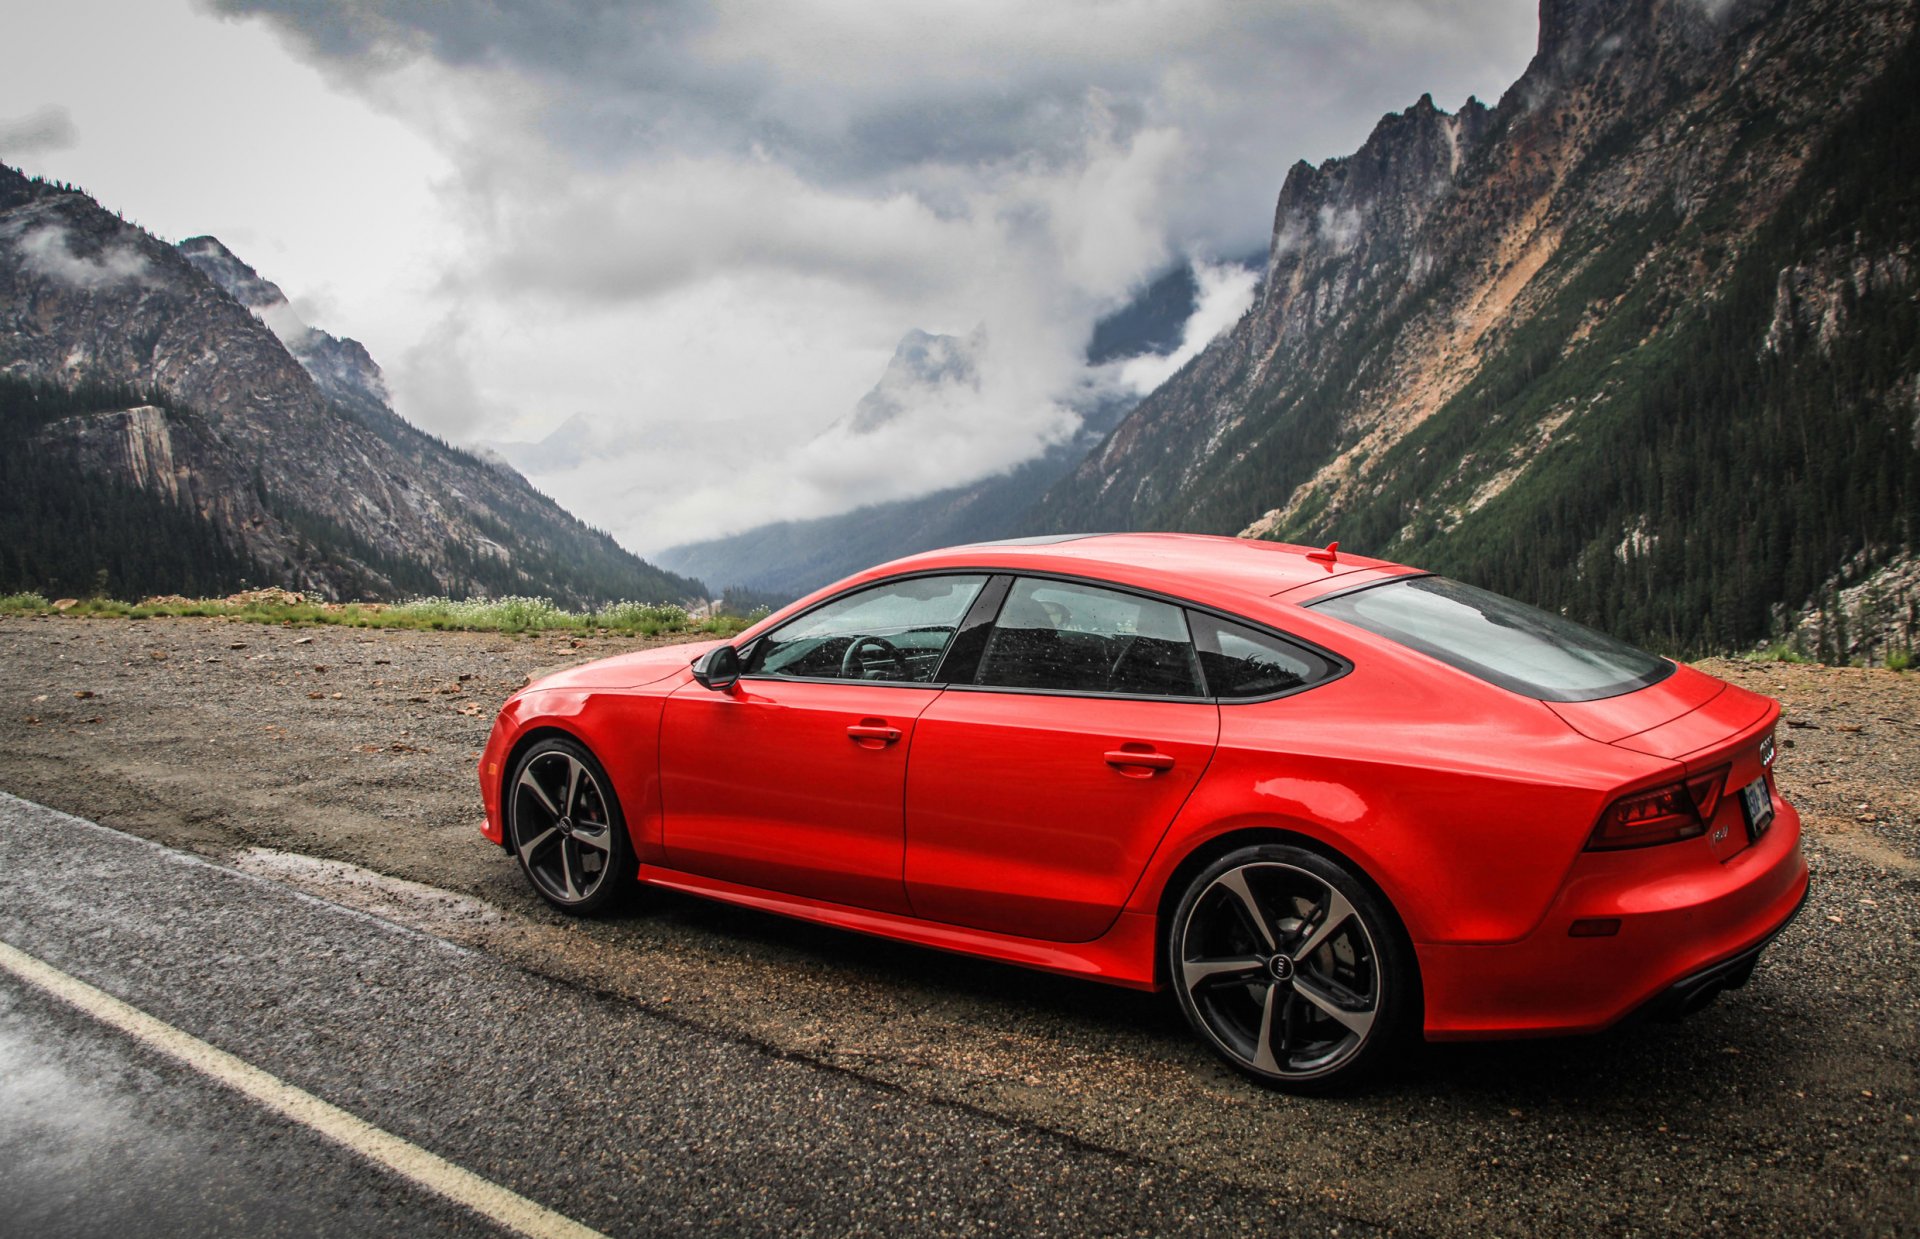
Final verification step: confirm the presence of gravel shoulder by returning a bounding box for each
[1,615,1915,1236]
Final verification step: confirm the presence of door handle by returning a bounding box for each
[1104,748,1174,772]
[847,723,902,746]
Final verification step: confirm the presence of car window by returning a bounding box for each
[1188,614,1334,699]
[1308,575,1672,702]
[975,577,1202,697]
[746,575,987,683]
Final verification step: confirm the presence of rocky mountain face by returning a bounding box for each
[1032,0,1920,656]
[0,166,701,605]
[178,235,395,431]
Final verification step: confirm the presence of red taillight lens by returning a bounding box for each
[1685,768,1728,821]
[1587,767,1728,851]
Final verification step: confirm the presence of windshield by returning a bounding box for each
[1308,575,1672,702]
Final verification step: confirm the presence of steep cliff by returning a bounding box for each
[0,168,702,605]
[1033,0,1920,653]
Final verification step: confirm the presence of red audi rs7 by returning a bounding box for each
[479,533,1807,1091]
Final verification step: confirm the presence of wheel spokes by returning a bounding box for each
[517,825,560,865]
[569,819,612,854]
[518,768,561,818]
[558,839,582,900]
[1292,974,1376,1039]
[1250,981,1282,1074]
[1213,868,1278,953]
[563,757,584,820]
[1289,887,1356,963]
[1181,955,1266,992]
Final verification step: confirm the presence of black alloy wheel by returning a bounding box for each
[1168,843,1413,1093]
[506,736,634,914]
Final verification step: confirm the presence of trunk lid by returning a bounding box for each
[1545,662,1729,748]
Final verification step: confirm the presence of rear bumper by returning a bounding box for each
[1630,881,1806,1022]
[1417,800,1808,1040]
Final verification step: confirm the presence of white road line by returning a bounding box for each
[0,938,608,1239]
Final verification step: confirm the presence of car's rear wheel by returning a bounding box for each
[1168,843,1413,1093]
[506,736,634,915]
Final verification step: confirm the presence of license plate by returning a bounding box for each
[1741,777,1775,838]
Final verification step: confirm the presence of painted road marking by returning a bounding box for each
[0,938,607,1239]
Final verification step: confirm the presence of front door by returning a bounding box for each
[659,573,988,913]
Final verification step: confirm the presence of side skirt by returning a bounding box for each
[636,864,1161,991]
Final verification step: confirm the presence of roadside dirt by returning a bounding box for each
[1,615,1915,1237]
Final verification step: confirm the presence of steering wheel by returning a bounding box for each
[840,634,911,681]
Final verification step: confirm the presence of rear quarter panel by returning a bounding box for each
[1127,633,1678,945]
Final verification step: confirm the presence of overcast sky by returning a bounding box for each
[1,0,1536,555]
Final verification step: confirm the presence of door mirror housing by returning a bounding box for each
[692,644,742,692]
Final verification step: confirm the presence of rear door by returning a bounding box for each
[903,576,1219,942]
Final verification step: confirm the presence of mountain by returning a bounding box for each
[178,235,395,430]
[0,166,703,605]
[840,326,986,435]
[1032,0,1920,657]
[653,255,1260,600]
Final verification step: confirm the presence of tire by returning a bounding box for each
[505,736,635,915]
[1166,843,1415,1094]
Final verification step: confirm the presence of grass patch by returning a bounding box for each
[0,591,757,637]
[1739,642,1814,665]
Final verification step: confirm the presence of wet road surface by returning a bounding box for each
[0,793,1362,1237]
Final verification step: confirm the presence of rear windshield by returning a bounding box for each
[1307,575,1672,702]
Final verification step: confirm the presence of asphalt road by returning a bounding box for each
[0,793,1365,1238]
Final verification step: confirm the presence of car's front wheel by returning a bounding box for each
[506,736,634,915]
[1168,843,1414,1093]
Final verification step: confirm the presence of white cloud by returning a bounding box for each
[0,105,79,157]
[10,223,152,289]
[1115,260,1261,396]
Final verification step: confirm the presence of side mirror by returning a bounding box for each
[691,644,742,692]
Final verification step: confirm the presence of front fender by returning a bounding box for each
[478,688,670,862]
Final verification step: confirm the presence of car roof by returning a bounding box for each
[871,532,1417,605]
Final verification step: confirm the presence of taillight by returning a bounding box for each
[1587,767,1729,851]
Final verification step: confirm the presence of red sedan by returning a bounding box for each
[478,534,1807,1091]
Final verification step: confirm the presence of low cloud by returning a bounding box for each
[0,105,79,157]
[204,0,1538,551]
[389,313,512,438]
[1114,260,1261,396]
[11,223,152,290]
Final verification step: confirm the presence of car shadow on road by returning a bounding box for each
[627,886,1186,1036]
[608,886,1821,1108]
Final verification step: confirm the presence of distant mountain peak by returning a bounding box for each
[842,324,987,435]
[178,234,394,420]
[1,164,702,605]
[178,235,290,313]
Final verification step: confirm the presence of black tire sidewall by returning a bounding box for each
[507,735,636,916]
[1166,841,1415,1094]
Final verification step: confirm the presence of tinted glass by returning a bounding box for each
[747,575,986,683]
[1189,614,1332,698]
[975,578,1202,697]
[1309,576,1672,702]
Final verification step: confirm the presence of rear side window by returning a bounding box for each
[1188,614,1335,699]
[975,577,1202,697]
[1308,575,1671,702]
